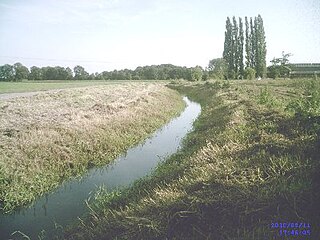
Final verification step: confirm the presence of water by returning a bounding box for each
[0,97,201,239]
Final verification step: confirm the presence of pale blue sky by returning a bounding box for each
[0,0,319,73]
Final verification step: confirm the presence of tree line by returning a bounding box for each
[0,15,276,82]
[0,63,207,81]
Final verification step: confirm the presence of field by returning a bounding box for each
[0,80,169,94]
[0,82,184,212]
[63,79,320,239]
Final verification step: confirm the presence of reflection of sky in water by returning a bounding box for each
[0,97,201,239]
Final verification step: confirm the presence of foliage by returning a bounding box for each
[244,67,256,80]
[223,17,234,79]
[0,63,207,81]
[189,66,204,81]
[223,15,267,79]
[270,51,292,66]
[208,58,227,80]
[0,64,15,81]
[253,15,267,78]
[74,65,89,80]
[29,66,43,80]
[13,62,29,81]
[268,52,292,79]
[245,17,251,68]
[267,65,280,79]
[238,17,245,78]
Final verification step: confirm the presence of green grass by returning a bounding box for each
[0,80,170,94]
[0,83,184,212]
[62,79,320,239]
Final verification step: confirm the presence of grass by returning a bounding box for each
[0,82,185,212]
[0,80,170,94]
[63,78,319,239]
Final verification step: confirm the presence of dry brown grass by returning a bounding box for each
[0,82,184,212]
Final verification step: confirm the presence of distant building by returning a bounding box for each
[290,63,320,78]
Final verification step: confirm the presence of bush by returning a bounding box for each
[267,65,280,79]
[244,67,256,80]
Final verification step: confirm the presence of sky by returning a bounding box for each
[0,0,319,73]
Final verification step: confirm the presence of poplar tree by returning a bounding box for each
[232,16,238,78]
[238,17,244,78]
[245,16,251,68]
[222,14,266,79]
[223,17,233,79]
[255,15,267,77]
[250,17,256,70]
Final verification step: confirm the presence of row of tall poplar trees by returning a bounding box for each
[223,14,267,79]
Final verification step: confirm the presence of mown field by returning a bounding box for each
[0,80,168,94]
[63,79,319,239]
[0,82,184,212]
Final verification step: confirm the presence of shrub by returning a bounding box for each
[244,67,256,80]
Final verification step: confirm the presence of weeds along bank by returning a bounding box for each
[64,79,319,239]
[0,83,185,212]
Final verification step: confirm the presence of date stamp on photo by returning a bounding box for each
[271,222,311,237]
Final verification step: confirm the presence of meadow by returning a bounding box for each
[63,79,319,239]
[0,80,169,94]
[0,82,184,212]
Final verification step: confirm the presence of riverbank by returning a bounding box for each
[0,83,185,212]
[64,79,319,239]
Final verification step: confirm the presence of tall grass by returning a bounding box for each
[286,80,320,118]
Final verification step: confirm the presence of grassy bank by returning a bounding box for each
[0,83,185,212]
[64,79,319,239]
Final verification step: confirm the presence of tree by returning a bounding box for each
[190,66,203,81]
[270,51,292,66]
[245,17,251,68]
[74,65,89,80]
[42,66,59,80]
[254,15,267,78]
[29,66,42,80]
[66,67,73,80]
[223,17,234,79]
[143,66,159,80]
[232,16,239,78]
[267,65,280,79]
[0,64,15,81]
[223,16,255,79]
[208,58,227,79]
[268,51,292,79]
[238,17,244,79]
[13,62,29,81]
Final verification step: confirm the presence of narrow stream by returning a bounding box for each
[0,96,201,239]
